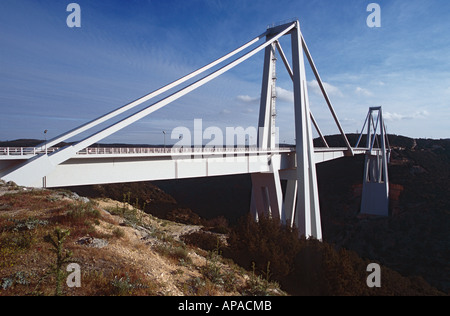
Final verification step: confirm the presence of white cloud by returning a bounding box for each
[236,86,294,104]
[355,87,374,97]
[220,109,231,115]
[276,87,294,103]
[307,80,343,97]
[384,110,430,121]
[236,95,259,104]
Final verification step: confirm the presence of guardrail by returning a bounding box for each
[0,146,388,158]
[0,147,59,156]
[0,146,296,157]
[76,146,296,155]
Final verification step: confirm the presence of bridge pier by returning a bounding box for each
[250,172,283,221]
[361,153,389,216]
[358,107,390,216]
[251,21,323,240]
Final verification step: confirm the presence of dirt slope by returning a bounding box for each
[0,181,282,296]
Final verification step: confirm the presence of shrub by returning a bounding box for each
[112,227,125,239]
[200,244,224,286]
[154,243,192,265]
[43,228,73,296]
[110,273,148,296]
[226,214,303,280]
[182,231,225,252]
[243,262,281,296]
[167,208,202,225]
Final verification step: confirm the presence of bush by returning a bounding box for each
[203,216,230,234]
[167,208,202,225]
[226,214,303,280]
[182,231,225,252]
[154,243,192,265]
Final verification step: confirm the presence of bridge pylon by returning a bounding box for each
[250,21,354,240]
[355,107,391,216]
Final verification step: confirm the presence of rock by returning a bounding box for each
[76,236,108,249]
[71,192,90,204]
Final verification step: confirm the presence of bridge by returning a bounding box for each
[0,145,376,187]
[0,20,390,240]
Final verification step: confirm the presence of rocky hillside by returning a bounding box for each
[0,181,283,296]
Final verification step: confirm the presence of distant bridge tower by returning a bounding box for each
[356,107,391,216]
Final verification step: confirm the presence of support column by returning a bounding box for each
[291,22,322,240]
[282,179,297,227]
[360,107,389,216]
[258,42,277,150]
[252,33,283,222]
[250,171,283,221]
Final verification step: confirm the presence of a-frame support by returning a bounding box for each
[291,24,322,240]
[251,22,339,240]
[356,107,390,216]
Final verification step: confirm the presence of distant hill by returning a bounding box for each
[0,139,43,147]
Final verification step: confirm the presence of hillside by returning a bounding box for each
[0,181,284,296]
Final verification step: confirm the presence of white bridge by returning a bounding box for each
[0,146,375,188]
[0,21,390,240]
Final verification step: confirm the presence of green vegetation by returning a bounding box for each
[43,228,73,296]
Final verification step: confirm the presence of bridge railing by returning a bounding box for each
[0,146,381,158]
[76,146,296,156]
[0,146,297,158]
[0,147,60,156]
[2,146,366,157]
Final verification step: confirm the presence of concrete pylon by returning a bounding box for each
[358,107,390,216]
[250,21,323,240]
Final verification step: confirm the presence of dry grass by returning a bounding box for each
[0,188,160,296]
[0,184,279,296]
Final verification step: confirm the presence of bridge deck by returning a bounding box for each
[0,146,380,188]
[0,146,372,160]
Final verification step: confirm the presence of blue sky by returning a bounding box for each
[1,0,449,145]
